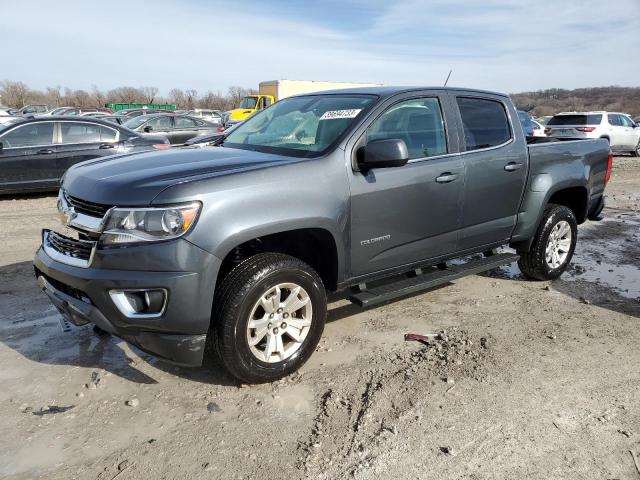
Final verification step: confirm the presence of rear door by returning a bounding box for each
[55,121,121,177]
[348,93,464,276]
[452,95,528,250]
[0,121,58,192]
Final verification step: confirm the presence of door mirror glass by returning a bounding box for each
[143,125,153,133]
[0,141,3,151]
[357,139,409,169]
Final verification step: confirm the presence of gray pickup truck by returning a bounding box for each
[34,87,612,383]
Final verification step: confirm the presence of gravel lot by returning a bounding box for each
[1,156,639,480]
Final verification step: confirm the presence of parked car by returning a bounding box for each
[517,110,535,137]
[34,86,611,383]
[545,112,640,156]
[16,104,49,115]
[186,109,224,125]
[0,116,169,194]
[99,115,127,125]
[117,108,175,118]
[41,107,74,116]
[123,114,218,144]
[531,120,546,137]
[59,107,113,116]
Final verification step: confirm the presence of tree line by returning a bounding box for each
[0,80,257,111]
[511,86,640,117]
[2,80,639,117]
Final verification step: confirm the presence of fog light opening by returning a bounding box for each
[110,289,167,318]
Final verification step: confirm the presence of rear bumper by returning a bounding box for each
[34,238,222,366]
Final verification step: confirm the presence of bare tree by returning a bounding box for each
[45,86,62,107]
[107,86,144,103]
[0,80,31,107]
[227,85,255,108]
[168,88,186,107]
[185,89,198,109]
[141,86,159,104]
[91,85,106,107]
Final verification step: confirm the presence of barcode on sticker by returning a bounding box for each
[319,109,362,120]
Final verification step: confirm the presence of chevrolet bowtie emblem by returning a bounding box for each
[57,198,77,226]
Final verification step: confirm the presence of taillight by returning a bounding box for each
[575,127,596,133]
[216,126,225,132]
[152,144,170,150]
[604,151,613,186]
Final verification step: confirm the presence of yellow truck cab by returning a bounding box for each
[226,79,382,122]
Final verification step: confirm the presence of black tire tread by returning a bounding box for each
[518,203,576,281]
[210,252,325,383]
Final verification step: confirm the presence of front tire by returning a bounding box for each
[518,204,578,281]
[210,253,327,384]
[632,140,640,157]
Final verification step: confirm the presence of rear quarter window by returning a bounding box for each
[548,114,603,126]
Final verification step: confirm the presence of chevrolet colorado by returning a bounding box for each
[34,87,612,383]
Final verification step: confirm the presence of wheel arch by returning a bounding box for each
[511,182,588,252]
[214,225,342,293]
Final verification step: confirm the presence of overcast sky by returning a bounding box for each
[2,0,638,94]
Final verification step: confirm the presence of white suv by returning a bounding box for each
[545,111,640,156]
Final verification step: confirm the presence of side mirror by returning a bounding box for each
[0,142,3,151]
[143,125,153,133]
[357,139,409,169]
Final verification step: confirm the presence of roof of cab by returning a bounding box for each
[293,85,509,98]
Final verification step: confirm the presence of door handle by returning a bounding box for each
[99,144,115,149]
[36,149,54,155]
[504,162,523,172]
[435,173,458,183]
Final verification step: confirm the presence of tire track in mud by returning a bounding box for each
[298,328,493,478]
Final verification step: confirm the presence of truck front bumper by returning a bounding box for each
[33,238,222,366]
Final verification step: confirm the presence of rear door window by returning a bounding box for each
[367,97,448,159]
[0,122,55,147]
[456,97,512,151]
[175,117,197,128]
[608,114,623,127]
[60,122,101,143]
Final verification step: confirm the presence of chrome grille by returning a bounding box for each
[44,230,96,268]
[63,191,112,217]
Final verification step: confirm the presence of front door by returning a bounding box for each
[0,121,58,192]
[453,96,528,250]
[348,95,463,277]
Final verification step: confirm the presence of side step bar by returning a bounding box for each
[349,253,519,308]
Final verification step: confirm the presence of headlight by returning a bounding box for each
[100,202,201,245]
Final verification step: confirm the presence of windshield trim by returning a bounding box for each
[223,93,379,158]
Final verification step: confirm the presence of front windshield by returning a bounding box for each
[123,116,150,129]
[224,94,375,157]
[239,96,258,109]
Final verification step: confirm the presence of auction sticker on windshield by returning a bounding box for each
[320,109,362,120]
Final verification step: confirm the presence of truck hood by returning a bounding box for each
[63,147,299,205]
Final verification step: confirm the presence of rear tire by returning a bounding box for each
[210,253,326,384]
[518,204,577,281]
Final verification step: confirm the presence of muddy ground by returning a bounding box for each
[1,157,639,480]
